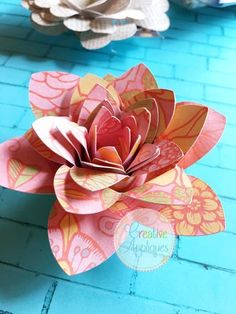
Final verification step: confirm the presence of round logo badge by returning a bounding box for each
[114,208,175,272]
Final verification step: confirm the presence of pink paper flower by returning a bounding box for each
[0,64,226,275]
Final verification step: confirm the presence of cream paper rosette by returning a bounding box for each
[22,0,170,49]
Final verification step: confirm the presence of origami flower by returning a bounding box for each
[21,0,169,49]
[0,64,226,275]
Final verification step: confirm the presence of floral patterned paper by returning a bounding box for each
[0,64,226,275]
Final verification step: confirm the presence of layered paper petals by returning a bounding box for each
[111,64,158,108]
[54,165,121,214]
[134,140,184,179]
[128,89,175,137]
[33,116,78,165]
[70,74,120,119]
[0,136,58,193]
[0,64,226,276]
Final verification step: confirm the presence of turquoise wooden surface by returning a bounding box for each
[0,1,236,313]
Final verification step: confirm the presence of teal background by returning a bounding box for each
[0,1,236,313]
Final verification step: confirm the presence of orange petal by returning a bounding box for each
[161,103,208,156]
[95,146,123,165]
[177,103,226,168]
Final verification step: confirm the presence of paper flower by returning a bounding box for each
[171,0,235,9]
[21,0,170,49]
[0,64,226,275]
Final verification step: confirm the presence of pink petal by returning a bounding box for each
[54,165,121,214]
[123,135,142,168]
[121,114,138,146]
[0,136,58,193]
[48,200,128,275]
[134,140,184,179]
[128,107,151,144]
[96,116,131,160]
[89,158,126,173]
[70,74,120,121]
[76,84,111,125]
[127,143,160,173]
[29,72,79,118]
[177,103,226,169]
[56,118,90,162]
[126,97,159,143]
[32,116,78,165]
[110,64,158,109]
[84,100,114,130]
[89,105,112,132]
[25,128,66,165]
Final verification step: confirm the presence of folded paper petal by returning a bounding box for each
[75,85,117,126]
[161,103,208,155]
[110,64,158,108]
[0,136,58,193]
[177,103,226,168]
[79,22,137,50]
[25,128,66,165]
[159,176,225,236]
[29,72,79,118]
[54,165,121,214]
[95,146,123,165]
[127,143,160,173]
[129,89,175,137]
[70,74,120,117]
[33,116,79,165]
[134,140,184,179]
[48,200,127,275]
[125,166,193,205]
[127,107,151,145]
[70,167,127,191]
[126,97,159,143]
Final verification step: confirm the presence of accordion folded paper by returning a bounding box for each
[0,64,226,275]
[21,0,170,49]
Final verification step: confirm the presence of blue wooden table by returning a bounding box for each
[0,1,236,313]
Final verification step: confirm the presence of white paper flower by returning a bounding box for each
[22,0,170,49]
